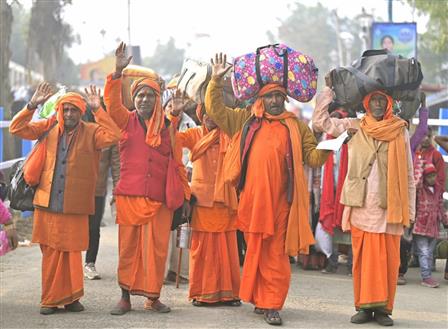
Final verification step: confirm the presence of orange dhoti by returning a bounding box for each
[32,208,88,307]
[189,205,240,303]
[116,196,173,298]
[351,225,401,314]
[239,206,291,310]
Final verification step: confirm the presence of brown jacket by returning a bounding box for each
[9,106,121,215]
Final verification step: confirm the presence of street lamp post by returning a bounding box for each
[356,8,374,52]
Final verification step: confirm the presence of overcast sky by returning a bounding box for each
[21,0,428,64]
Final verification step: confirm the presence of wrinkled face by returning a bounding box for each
[263,91,286,115]
[203,114,217,131]
[420,130,433,149]
[134,86,156,119]
[368,93,388,120]
[424,172,437,186]
[63,103,82,130]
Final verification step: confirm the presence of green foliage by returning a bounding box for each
[142,37,185,79]
[28,0,76,82]
[405,0,448,54]
[10,4,29,66]
[273,2,362,88]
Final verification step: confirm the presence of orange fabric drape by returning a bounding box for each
[351,226,400,314]
[239,204,291,310]
[192,204,237,232]
[115,195,162,226]
[130,78,165,147]
[360,91,410,226]
[54,93,87,135]
[117,204,172,298]
[40,245,84,307]
[189,230,240,303]
[32,209,89,251]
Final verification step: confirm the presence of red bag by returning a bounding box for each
[165,126,184,210]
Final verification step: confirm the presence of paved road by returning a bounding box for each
[1,211,447,329]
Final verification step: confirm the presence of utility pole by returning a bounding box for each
[332,10,344,67]
[127,0,131,46]
[388,0,393,22]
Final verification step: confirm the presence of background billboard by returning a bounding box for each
[371,22,417,58]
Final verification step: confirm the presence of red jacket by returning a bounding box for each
[114,111,171,202]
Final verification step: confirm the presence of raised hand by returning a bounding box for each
[315,86,335,108]
[115,41,133,74]
[211,53,232,80]
[170,89,189,117]
[28,82,54,109]
[84,85,102,112]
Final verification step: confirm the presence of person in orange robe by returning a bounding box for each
[205,53,330,326]
[312,87,416,326]
[172,102,241,306]
[9,83,121,315]
[104,43,191,315]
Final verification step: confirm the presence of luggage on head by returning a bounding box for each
[231,43,318,103]
[328,49,423,119]
[177,58,212,104]
[121,65,162,110]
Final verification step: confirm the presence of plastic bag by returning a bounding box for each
[38,86,67,119]
[314,222,332,258]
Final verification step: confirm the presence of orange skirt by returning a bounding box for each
[189,230,240,302]
[117,204,172,298]
[40,245,83,307]
[351,225,401,314]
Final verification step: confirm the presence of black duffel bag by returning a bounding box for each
[7,121,57,211]
[329,49,423,118]
[8,159,35,211]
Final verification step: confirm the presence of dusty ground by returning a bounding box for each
[1,209,447,329]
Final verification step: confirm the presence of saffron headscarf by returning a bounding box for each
[130,77,164,147]
[53,92,87,135]
[251,83,288,118]
[360,90,411,226]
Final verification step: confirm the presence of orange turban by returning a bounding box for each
[362,90,393,120]
[251,84,287,118]
[130,78,165,147]
[54,92,87,135]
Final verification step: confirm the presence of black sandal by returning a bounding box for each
[264,310,282,326]
[192,299,205,307]
[223,300,241,307]
[254,307,265,314]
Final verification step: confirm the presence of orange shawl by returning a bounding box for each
[190,122,237,213]
[54,93,87,135]
[361,91,410,226]
[131,78,164,147]
[252,83,315,255]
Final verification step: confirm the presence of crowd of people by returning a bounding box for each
[3,42,447,327]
